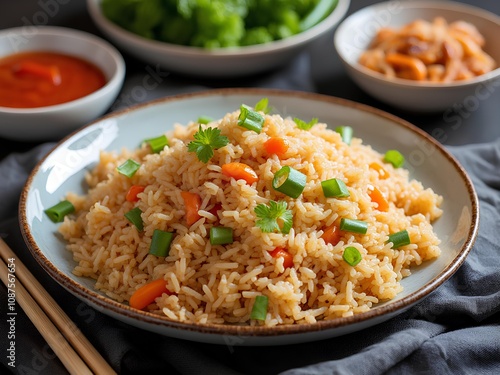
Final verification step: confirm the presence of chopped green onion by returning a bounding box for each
[384,150,405,168]
[272,166,307,198]
[250,295,268,321]
[294,117,318,130]
[125,207,143,231]
[117,159,141,178]
[343,246,362,267]
[238,104,264,133]
[300,0,339,31]
[197,116,214,124]
[210,226,234,245]
[149,229,175,257]
[144,135,169,153]
[321,178,350,198]
[336,126,353,145]
[254,97,270,114]
[387,230,411,249]
[44,200,75,223]
[340,218,368,234]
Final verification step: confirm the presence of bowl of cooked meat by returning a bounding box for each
[334,1,500,113]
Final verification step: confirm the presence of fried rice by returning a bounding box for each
[59,102,443,326]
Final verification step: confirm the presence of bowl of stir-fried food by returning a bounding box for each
[87,0,350,77]
[334,1,500,113]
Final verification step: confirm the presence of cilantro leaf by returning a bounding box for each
[294,117,318,130]
[187,126,230,163]
[254,200,293,234]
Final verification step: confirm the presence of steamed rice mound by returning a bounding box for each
[60,106,443,326]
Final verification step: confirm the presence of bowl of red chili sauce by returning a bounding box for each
[0,26,125,141]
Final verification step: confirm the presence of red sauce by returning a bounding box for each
[0,51,106,108]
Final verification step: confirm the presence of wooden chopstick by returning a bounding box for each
[0,238,116,375]
[0,259,92,374]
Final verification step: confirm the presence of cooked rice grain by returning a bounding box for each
[59,108,443,325]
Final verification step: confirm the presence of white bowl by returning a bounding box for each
[334,1,500,113]
[0,26,125,141]
[87,0,350,78]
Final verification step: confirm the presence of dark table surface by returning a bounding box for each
[1,1,499,374]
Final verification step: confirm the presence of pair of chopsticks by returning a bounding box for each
[0,238,116,375]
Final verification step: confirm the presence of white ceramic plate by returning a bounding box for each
[20,89,478,345]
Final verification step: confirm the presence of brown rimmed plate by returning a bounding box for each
[19,88,479,345]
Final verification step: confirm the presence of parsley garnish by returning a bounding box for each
[187,126,230,163]
[254,200,293,234]
[294,117,318,130]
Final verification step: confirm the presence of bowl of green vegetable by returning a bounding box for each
[87,0,350,78]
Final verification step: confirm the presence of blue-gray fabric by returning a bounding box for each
[1,54,499,374]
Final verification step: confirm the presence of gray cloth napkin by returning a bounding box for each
[1,53,500,374]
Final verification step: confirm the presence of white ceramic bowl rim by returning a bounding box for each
[334,0,500,89]
[87,0,351,57]
[0,26,125,114]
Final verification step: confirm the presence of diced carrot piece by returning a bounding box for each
[221,162,258,185]
[181,191,202,226]
[264,137,289,157]
[321,224,342,246]
[369,162,389,179]
[269,247,294,269]
[129,279,170,310]
[126,185,145,202]
[367,184,389,212]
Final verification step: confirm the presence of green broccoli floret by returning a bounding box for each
[129,0,165,39]
[159,15,195,45]
[241,27,273,46]
[100,0,338,48]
